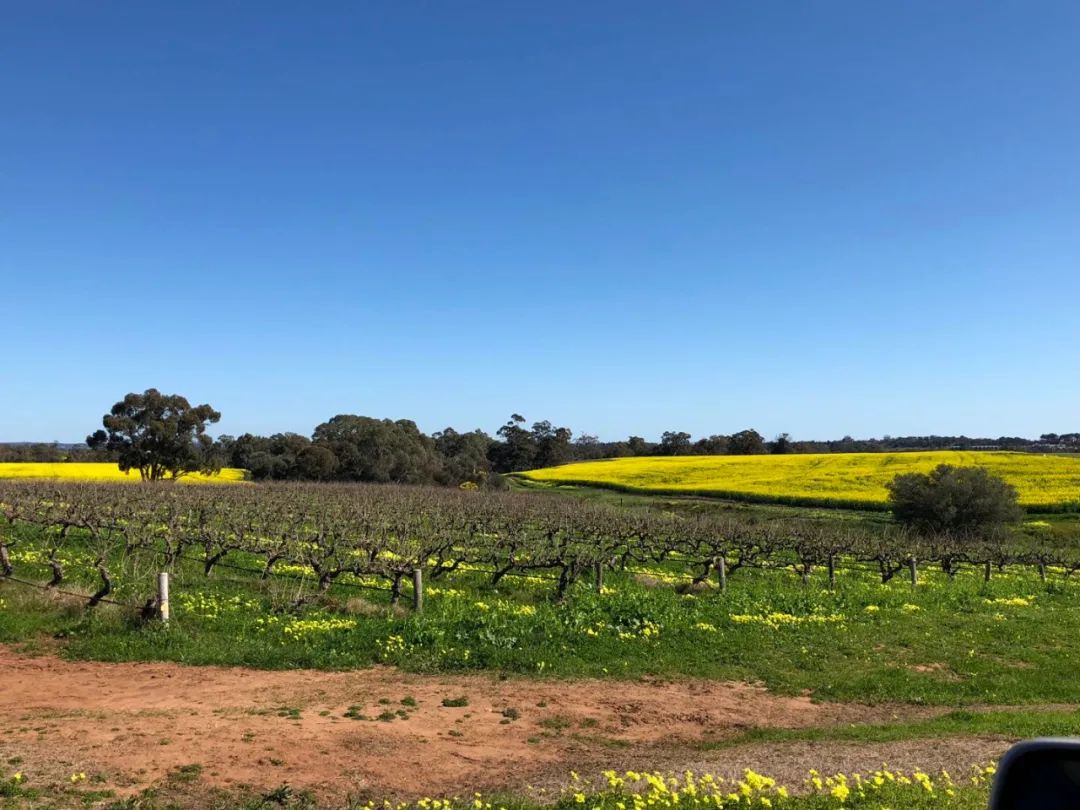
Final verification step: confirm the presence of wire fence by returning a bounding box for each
[0,573,137,608]
[142,548,395,594]
[2,541,1068,618]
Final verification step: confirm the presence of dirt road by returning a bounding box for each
[0,646,1007,802]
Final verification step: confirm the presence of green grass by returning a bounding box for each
[4,528,1080,706]
[0,514,1040,810]
[703,707,1080,749]
[510,477,895,524]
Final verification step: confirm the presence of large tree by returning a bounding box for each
[221,432,338,480]
[728,429,767,455]
[490,414,538,472]
[433,427,493,484]
[694,434,730,455]
[886,464,1022,535]
[659,431,693,455]
[312,415,440,483]
[87,389,221,481]
[768,432,793,454]
[531,420,573,468]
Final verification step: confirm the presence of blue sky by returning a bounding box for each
[3,2,1078,443]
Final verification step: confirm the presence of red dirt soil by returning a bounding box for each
[0,646,995,802]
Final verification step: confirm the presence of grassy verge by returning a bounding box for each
[511,478,1080,532]
[0,765,992,810]
[508,478,894,525]
[5,524,1080,704]
[702,707,1080,749]
[512,474,893,511]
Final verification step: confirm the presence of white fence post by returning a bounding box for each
[158,572,170,622]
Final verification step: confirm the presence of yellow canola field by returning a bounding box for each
[0,463,248,484]
[521,451,1080,509]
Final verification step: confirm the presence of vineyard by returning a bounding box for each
[3,479,1080,806]
[519,451,1080,510]
[1,479,1079,695]
[4,479,1080,607]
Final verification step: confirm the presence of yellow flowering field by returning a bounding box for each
[0,462,247,484]
[521,451,1080,509]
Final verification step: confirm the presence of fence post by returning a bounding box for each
[716,555,727,593]
[908,557,918,589]
[984,561,992,583]
[158,572,170,623]
[1039,561,1047,583]
[593,561,604,593]
[827,555,836,590]
[412,567,423,613]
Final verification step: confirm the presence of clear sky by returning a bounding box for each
[3,2,1078,443]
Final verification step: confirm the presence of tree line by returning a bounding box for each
[2,388,1076,487]
[215,420,802,484]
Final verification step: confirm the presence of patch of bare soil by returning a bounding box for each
[905,662,965,682]
[0,646,945,802]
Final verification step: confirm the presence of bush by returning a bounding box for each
[886,464,1022,535]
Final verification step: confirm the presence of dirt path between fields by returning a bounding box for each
[0,647,1005,803]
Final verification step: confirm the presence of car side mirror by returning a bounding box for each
[990,739,1080,809]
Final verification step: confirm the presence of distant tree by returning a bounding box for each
[490,414,538,472]
[831,435,857,452]
[768,433,793,454]
[728,429,767,455]
[659,431,693,455]
[886,464,1022,535]
[433,427,493,484]
[990,436,1024,450]
[223,433,276,479]
[295,444,339,480]
[0,442,68,463]
[626,436,650,456]
[222,432,320,480]
[532,420,573,468]
[312,415,439,484]
[694,434,729,455]
[572,433,606,461]
[87,389,221,481]
[214,434,237,460]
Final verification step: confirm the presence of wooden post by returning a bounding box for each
[827,555,836,590]
[716,556,727,593]
[412,567,423,613]
[1039,561,1047,583]
[593,561,604,593]
[908,557,918,588]
[158,572,170,623]
[984,561,992,583]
